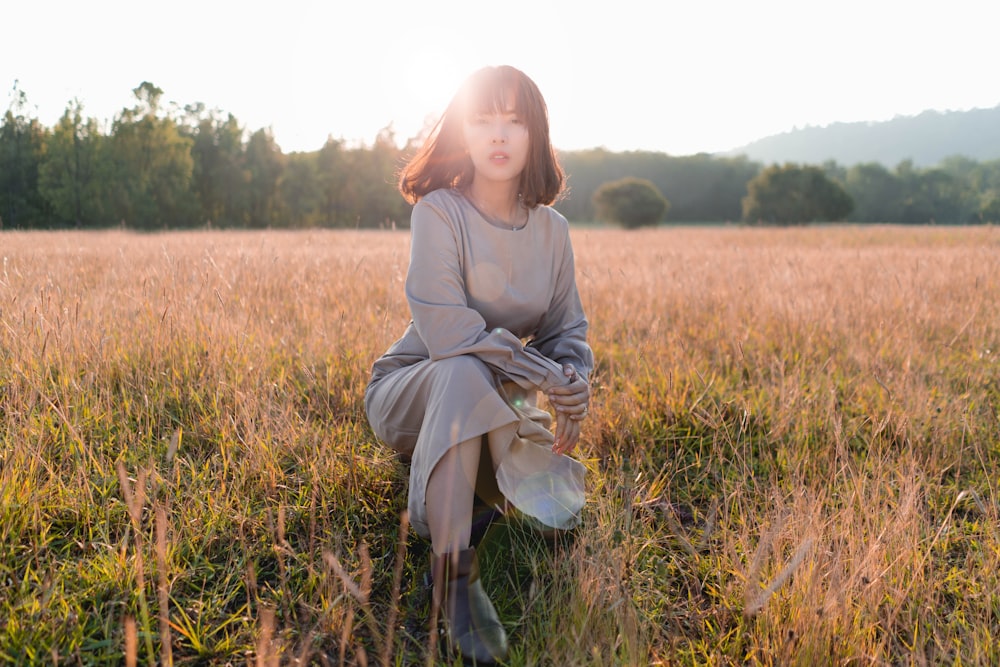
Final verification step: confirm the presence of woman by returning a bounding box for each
[365,65,593,664]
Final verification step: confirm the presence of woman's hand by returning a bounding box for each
[548,364,590,454]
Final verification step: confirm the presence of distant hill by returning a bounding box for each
[725,105,1000,167]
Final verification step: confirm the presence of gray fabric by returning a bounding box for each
[365,188,592,537]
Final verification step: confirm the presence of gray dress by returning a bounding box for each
[364,188,594,538]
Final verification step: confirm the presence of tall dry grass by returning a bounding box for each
[1,225,998,665]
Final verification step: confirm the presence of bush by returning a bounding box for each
[591,177,670,229]
[742,163,853,225]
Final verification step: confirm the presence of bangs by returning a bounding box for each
[459,68,525,118]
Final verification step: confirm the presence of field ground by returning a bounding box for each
[1,225,999,665]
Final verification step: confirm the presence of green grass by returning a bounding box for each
[1,225,999,664]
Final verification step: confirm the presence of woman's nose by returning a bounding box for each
[490,125,507,144]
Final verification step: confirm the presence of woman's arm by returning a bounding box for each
[527,223,594,452]
[528,220,594,381]
[405,199,569,392]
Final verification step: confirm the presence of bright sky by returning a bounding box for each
[4,0,998,156]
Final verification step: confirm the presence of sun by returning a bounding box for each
[387,55,475,145]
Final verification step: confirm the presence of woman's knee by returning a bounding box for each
[429,355,493,386]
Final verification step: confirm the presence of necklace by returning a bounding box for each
[463,191,527,230]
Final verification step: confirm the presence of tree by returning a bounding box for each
[592,177,670,229]
[183,105,248,226]
[0,83,51,227]
[108,82,195,228]
[966,158,1000,222]
[244,128,284,228]
[38,100,107,226]
[890,160,974,223]
[979,192,1000,222]
[338,126,408,228]
[844,162,904,222]
[280,151,323,227]
[742,163,853,225]
[315,138,349,226]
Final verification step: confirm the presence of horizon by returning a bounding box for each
[5,77,998,158]
[4,0,999,157]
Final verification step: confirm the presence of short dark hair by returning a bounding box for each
[398,65,565,208]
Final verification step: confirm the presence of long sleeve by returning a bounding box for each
[405,198,569,392]
[527,234,594,381]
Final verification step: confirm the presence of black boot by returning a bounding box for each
[430,547,509,664]
[470,502,505,548]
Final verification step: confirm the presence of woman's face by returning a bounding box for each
[461,102,530,187]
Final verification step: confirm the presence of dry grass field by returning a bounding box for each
[1,225,999,665]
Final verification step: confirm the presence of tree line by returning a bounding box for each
[3,82,1000,229]
[0,82,411,230]
[560,150,1000,225]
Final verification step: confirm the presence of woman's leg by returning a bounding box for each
[425,435,480,555]
[426,435,508,663]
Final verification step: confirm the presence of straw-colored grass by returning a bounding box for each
[1,225,998,665]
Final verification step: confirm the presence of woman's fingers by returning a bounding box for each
[553,413,580,454]
[548,379,589,403]
[549,378,590,421]
[551,365,589,452]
